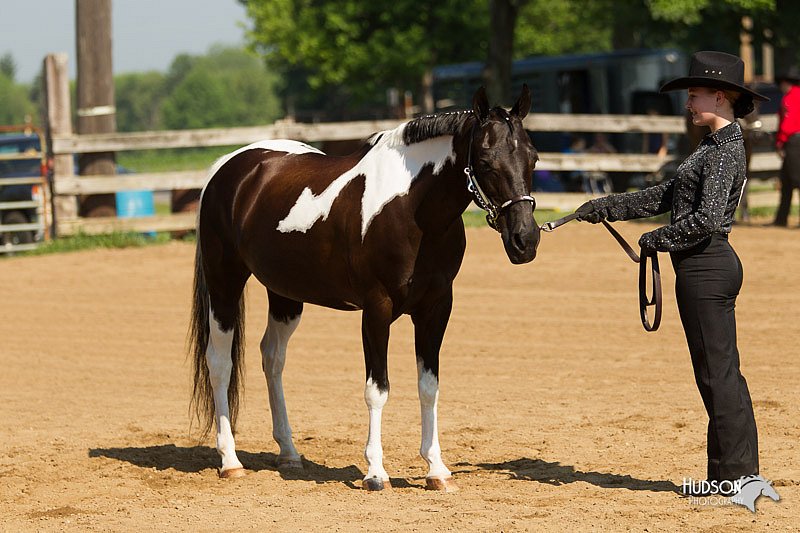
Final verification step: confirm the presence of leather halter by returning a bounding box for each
[465,122,536,232]
[542,213,662,332]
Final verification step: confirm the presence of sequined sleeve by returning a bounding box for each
[589,179,674,222]
[638,146,736,252]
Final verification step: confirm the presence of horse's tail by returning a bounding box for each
[188,237,246,439]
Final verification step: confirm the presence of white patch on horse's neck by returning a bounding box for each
[277,124,456,238]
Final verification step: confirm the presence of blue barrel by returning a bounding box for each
[115,190,155,236]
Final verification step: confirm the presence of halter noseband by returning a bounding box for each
[464,122,536,232]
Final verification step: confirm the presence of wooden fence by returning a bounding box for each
[42,53,783,236]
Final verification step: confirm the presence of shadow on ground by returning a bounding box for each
[472,457,679,493]
[89,444,369,488]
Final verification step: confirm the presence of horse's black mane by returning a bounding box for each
[401,110,473,145]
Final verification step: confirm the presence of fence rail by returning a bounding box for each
[47,115,783,235]
[46,149,785,199]
[50,114,780,155]
[42,53,782,237]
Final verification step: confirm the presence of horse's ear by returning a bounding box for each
[511,83,531,120]
[472,86,490,123]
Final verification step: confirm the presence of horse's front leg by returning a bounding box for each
[361,299,393,491]
[412,287,457,493]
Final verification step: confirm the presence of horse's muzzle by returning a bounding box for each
[500,202,540,264]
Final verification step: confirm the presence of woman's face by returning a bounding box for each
[685,87,722,126]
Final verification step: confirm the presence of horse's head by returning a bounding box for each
[468,85,540,264]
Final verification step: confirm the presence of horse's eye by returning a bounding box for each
[477,161,493,172]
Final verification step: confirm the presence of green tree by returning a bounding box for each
[0,74,35,124]
[515,0,613,57]
[115,71,167,132]
[160,46,282,129]
[0,53,16,81]
[241,0,488,115]
[647,0,774,24]
[162,69,233,129]
[763,0,800,71]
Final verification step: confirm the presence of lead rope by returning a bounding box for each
[542,213,662,332]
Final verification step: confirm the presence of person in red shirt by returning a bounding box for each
[774,66,800,226]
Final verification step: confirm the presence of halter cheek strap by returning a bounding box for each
[464,123,536,232]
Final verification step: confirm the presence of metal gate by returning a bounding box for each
[0,126,50,254]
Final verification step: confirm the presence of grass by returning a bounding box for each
[747,204,798,219]
[7,204,794,258]
[117,147,239,173]
[10,211,548,256]
[18,231,176,256]
[462,208,566,228]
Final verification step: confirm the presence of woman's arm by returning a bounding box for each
[589,178,674,222]
[638,146,736,252]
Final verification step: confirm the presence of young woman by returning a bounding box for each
[574,51,769,493]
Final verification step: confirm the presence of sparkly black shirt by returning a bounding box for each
[590,121,747,252]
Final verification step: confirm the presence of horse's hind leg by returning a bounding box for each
[203,251,250,478]
[207,306,245,477]
[262,290,303,470]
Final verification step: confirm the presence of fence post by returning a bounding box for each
[43,53,77,236]
[76,0,118,217]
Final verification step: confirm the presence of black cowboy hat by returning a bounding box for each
[660,51,769,101]
[776,65,800,84]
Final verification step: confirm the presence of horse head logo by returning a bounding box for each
[730,476,781,513]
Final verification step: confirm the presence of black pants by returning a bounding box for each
[670,234,759,481]
[775,134,800,226]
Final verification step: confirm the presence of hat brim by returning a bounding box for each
[659,76,769,101]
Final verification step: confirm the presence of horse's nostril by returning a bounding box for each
[513,232,525,251]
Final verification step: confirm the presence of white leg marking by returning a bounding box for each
[363,378,390,482]
[417,362,451,480]
[207,309,243,473]
[261,314,302,464]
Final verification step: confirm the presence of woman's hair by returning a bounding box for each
[722,89,755,118]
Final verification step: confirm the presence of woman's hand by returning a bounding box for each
[575,201,603,223]
[638,232,658,254]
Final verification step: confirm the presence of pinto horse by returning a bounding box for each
[189,86,540,492]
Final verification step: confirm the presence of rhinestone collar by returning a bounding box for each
[708,121,743,146]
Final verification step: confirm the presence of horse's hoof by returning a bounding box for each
[276,456,304,471]
[362,476,391,491]
[219,467,247,479]
[426,476,458,493]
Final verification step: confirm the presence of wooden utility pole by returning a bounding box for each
[740,16,754,84]
[485,0,522,105]
[76,0,117,217]
[762,28,774,83]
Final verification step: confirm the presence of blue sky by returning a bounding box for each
[0,0,248,83]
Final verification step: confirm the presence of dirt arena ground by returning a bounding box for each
[1,221,798,532]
